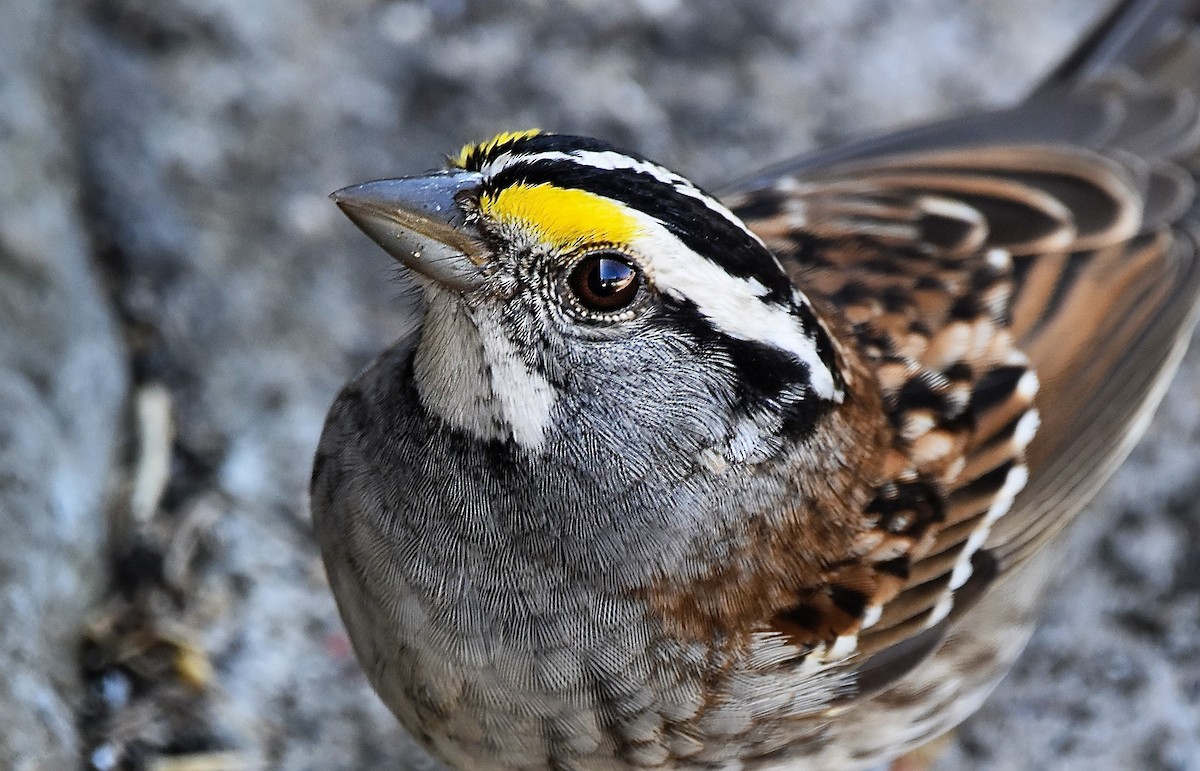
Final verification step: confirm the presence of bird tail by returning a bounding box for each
[729,1,1200,189]
[1034,0,1200,94]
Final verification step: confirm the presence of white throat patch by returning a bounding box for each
[413,289,556,450]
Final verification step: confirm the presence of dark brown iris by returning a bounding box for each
[567,253,641,312]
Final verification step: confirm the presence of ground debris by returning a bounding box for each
[79,384,240,771]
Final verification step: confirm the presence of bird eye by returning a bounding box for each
[567,252,642,313]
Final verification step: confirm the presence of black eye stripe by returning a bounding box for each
[660,297,831,436]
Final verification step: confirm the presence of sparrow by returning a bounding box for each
[311,0,1200,768]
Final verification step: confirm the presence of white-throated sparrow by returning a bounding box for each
[311,1,1200,768]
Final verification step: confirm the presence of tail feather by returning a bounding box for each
[727,0,1200,189]
[1033,0,1190,93]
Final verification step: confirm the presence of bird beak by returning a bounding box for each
[330,171,487,291]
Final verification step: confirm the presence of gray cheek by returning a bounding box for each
[547,331,738,461]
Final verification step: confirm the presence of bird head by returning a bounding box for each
[332,131,845,482]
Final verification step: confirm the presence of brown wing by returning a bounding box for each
[722,6,1200,694]
[741,157,1048,666]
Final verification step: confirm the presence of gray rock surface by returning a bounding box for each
[4,0,1198,768]
[0,1,128,768]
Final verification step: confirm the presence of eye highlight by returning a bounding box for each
[567,251,642,313]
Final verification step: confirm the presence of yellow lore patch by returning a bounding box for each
[480,183,642,252]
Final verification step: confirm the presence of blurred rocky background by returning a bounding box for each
[2,0,1198,768]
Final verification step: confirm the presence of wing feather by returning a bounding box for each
[723,38,1200,695]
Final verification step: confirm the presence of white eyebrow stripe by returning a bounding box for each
[621,207,841,402]
[482,149,764,245]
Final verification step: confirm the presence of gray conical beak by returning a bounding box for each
[331,171,487,291]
